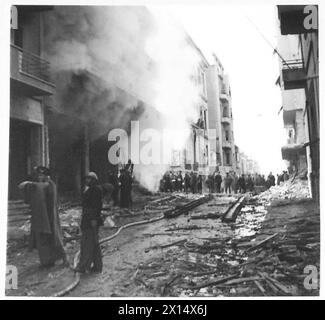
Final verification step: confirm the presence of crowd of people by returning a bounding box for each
[159,170,282,195]
[159,171,204,194]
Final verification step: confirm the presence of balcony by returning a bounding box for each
[281,143,305,160]
[222,140,232,149]
[282,59,306,90]
[221,116,231,124]
[219,91,229,101]
[11,44,55,96]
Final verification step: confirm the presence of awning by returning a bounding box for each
[281,143,305,160]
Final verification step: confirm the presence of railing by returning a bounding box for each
[13,45,52,83]
[282,59,304,70]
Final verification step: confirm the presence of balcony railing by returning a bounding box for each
[15,45,51,83]
[281,58,306,90]
[282,59,304,70]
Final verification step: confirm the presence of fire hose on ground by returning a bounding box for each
[53,195,212,297]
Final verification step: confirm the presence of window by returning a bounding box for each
[225,130,229,141]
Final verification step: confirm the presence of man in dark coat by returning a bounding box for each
[197,175,203,194]
[214,171,222,193]
[267,172,276,188]
[237,174,246,193]
[119,169,132,208]
[176,171,183,192]
[246,174,254,192]
[224,172,233,194]
[184,172,191,193]
[18,166,67,268]
[75,172,103,274]
[191,172,198,193]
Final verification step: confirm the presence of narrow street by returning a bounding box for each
[6,177,319,297]
[6,5,320,301]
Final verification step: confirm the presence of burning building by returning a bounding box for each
[41,6,212,195]
[9,5,246,197]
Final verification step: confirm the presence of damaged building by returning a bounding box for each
[9,5,260,201]
[9,6,55,200]
[277,5,319,199]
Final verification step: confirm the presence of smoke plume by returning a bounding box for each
[44,6,202,191]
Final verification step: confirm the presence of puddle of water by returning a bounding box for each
[233,200,268,239]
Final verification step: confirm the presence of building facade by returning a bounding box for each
[277,5,319,199]
[9,6,55,199]
[206,54,236,175]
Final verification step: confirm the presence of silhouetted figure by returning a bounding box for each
[237,174,246,193]
[75,172,103,274]
[119,169,132,208]
[224,172,233,194]
[214,172,222,193]
[184,173,191,193]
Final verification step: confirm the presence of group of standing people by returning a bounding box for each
[159,170,280,195]
[159,171,204,194]
[276,171,290,185]
[108,160,134,209]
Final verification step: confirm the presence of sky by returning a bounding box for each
[167,3,288,175]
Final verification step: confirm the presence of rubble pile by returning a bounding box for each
[127,192,319,297]
[258,178,310,201]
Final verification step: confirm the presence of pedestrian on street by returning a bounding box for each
[184,172,191,193]
[119,168,132,208]
[18,166,67,269]
[246,174,254,192]
[191,172,198,193]
[75,172,103,274]
[267,172,276,188]
[198,175,203,194]
[176,171,183,192]
[214,171,222,193]
[224,172,233,194]
[237,174,246,193]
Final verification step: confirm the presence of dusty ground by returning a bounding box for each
[6,179,320,297]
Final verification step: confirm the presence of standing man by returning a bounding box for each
[184,172,191,193]
[267,172,276,188]
[119,168,132,208]
[224,172,233,194]
[237,174,246,193]
[214,171,222,193]
[197,175,203,194]
[191,172,198,193]
[75,172,103,274]
[18,166,67,269]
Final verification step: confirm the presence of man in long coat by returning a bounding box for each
[75,172,103,273]
[19,166,67,268]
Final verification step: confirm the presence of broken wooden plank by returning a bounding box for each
[145,239,187,252]
[246,233,279,252]
[257,272,279,294]
[186,273,240,290]
[263,274,291,295]
[254,280,266,295]
[222,196,245,223]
